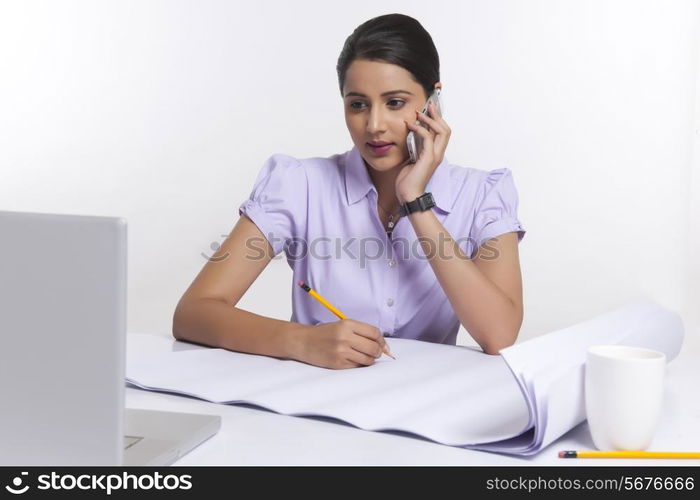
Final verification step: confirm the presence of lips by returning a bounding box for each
[367,142,395,155]
[367,141,394,147]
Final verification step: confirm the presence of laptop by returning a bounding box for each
[0,210,221,466]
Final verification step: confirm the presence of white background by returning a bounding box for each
[1,0,698,353]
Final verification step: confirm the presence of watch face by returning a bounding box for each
[418,193,435,210]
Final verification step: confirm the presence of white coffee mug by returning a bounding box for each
[585,345,666,451]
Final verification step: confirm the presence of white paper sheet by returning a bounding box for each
[126,297,684,455]
[127,339,531,446]
[482,298,684,455]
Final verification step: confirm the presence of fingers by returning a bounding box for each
[345,346,378,367]
[405,111,436,154]
[405,116,433,139]
[415,103,451,142]
[421,102,451,133]
[409,102,451,157]
[350,334,384,360]
[345,319,387,348]
[330,320,387,368]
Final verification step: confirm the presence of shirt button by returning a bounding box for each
[388,259,396,267]
[383,331,391,337]
[386,298,394,307]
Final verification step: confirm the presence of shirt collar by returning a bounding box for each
[343,145,455,213]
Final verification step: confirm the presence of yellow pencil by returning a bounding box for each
[297,280,395,360]
[559,450,700,459]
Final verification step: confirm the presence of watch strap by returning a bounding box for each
[399,192,436,216]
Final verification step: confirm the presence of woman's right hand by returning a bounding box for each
[297,319,389,370]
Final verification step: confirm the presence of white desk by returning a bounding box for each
[126,333,700,466]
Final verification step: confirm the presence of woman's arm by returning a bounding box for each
[397,102,523,354]
[172,214,310,360]
[173,297,310,360]
[407,210,523,355]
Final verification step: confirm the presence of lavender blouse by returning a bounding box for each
[238,145,526,345]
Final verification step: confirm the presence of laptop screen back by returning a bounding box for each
[0,210,127,465]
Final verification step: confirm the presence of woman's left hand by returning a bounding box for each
[395,101,452,204]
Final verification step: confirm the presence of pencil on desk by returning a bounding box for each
[559,450,700,459]
[297,280,396,360]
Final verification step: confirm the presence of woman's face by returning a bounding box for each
[343,59,430,172]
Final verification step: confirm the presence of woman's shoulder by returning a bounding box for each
[259,150,348,191]
[437,160,521,215]
[250,151,342,190]
[446,160,513,183]
[445,160,518,196]
[262,150,345,173]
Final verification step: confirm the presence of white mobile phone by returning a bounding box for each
[407,88,442,164]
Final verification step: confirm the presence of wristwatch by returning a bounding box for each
[399,192,436,216]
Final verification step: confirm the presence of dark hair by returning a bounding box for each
[336,13,440,99]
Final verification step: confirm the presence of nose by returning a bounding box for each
[366,105,388,135]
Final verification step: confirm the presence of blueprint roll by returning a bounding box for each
[127,297,684,456]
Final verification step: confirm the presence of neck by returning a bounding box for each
[364,159,402,213]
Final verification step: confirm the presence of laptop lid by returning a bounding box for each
[0,210,127,465]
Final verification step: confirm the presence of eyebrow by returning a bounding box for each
[344,90,414,98]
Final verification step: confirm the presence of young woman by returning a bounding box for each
[173,13,526,369]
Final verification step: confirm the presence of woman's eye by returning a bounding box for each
[349,99,405,110]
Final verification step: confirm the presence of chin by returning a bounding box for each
[363,156,393,171]
[361,151,407,171]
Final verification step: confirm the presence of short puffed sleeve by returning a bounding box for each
[470,168,526,256]
[238,154,308,256]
